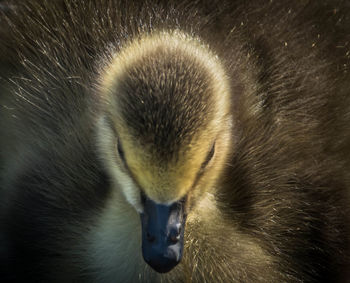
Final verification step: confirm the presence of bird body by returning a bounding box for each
[0,0,349,282]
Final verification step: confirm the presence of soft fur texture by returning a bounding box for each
[0,1,349,282]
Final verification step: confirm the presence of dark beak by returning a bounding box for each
[140,196,187,273]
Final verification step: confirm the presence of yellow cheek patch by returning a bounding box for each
[123,139,208,204]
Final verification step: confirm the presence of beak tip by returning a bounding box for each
[142,249,182,273]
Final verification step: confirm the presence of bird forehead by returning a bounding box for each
[110,51,214,158]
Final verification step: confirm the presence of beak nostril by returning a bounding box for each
[146,232,156,243]
[169,226,181,244]
[170,234,180,243]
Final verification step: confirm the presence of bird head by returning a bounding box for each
[97,31,232,273]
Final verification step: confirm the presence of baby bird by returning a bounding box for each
[0,0,349,282]
[95,30,232,275]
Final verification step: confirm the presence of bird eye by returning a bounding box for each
[200,142,215,170]
[117,139,126,163]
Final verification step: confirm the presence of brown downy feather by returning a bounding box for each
[0,1,349,282]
